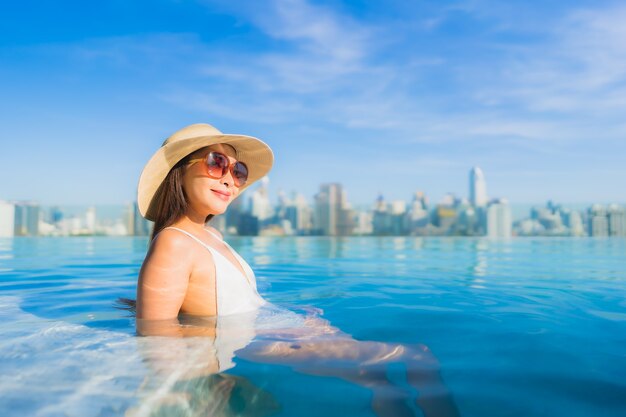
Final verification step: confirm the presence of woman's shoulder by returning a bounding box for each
[150,227,201,256]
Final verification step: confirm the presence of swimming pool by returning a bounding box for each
[1,236,625,416]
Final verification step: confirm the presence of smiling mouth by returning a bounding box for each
[211,189,231,200]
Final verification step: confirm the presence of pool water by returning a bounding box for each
[1,237,625,417]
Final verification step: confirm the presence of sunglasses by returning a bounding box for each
[187,151,248,187]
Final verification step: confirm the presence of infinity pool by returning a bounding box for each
[1,237,625,417]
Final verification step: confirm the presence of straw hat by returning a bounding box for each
[137,123,274,221]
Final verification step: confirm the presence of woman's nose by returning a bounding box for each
[222,169,234,187]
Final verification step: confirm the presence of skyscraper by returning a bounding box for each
[249,177,273,222]
[469,167,488,208]
[128,202,152,236]
[285,192,313,234]
[0,201,15,237]
[588,205,609,237]
[487,198,512,238]
[14,202,40,236]
[607,204,626,236]
[314,183,353,236]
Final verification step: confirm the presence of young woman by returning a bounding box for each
[127,123,460,417]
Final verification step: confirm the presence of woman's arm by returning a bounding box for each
[136,229,194,321]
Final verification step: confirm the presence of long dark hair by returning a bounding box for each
[149,151,214,241]
[116,146,216,316]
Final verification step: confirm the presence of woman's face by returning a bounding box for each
[182,144,241,216]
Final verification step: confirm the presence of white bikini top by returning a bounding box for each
[163,227,267,316]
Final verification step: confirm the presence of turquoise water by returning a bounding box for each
[1,237,625,416]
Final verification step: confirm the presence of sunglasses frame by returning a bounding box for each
[187,151,248,187]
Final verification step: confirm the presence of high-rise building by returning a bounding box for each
[314,183,353,236]
[372,194,392,235]
[469,167,488,208]
[0,201,15,237]
[409,191,429,228]
[353,210,373,235]
[14,202,40,236]
[285,192,313,234]
[607,204,626,237]
[128,202,152,236]
[85,207,97,234]
[588,205,608,237]
[566,210,585,236]
[249,177,273,222]
[487,198,512,238]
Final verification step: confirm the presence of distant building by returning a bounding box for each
[314,183,354,236]
[607,204,626,237]
[408,191,429,230]
[14,202,40,236]
[0,201,15,237]
[284,193,313,234]
[469,167,488,208]
[588,205,609,237]
[372,195,408,235]
[128,202,152,236]
[237,213,259,236]
[225,195,246,234]
[565,210,585,236]
[487,198,512,238]
[372,194,392,235]
[456,205,479,236]
[435,205,457,233]
[85,207,96,234]
[249,177,273,223]
[353,210,373,235]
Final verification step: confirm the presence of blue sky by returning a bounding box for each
[1,0,625,206]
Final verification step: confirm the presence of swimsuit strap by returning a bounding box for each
[163,226,254,287]
[162,227,213,251]
[205,228,223,241]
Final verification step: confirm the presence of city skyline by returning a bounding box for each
[2,165,624,238]
[1,1,626,205]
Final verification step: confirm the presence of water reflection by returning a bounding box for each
[133,305,460,417]
[471,239,489,279]
[127,326,280,417]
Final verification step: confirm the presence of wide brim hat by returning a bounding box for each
[137,123,273,221]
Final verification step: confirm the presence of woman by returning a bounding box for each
[125,123,460,417]
[135,123,273,325]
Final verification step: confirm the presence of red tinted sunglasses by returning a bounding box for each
[187,151,248,187]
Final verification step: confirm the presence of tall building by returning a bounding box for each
[469,167,488,208]
[128,202,152,236]
[85,207,97,234]
[409,191,429,228]
[285,192,313,234]
[389,200,408,235]
[249,177,273,222]
[372,194,392,235]
[487,198,512,238]
[588,205,608,237]
[434,193,457,234]
[14,202,40,236]
[353,210,373,235]
[565,210,585,237]
[0,201,15,237]
[607,204,626,236]
[314,183,354,236]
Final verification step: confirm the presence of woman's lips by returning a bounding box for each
[211,189,231,201]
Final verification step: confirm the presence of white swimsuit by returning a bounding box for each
[159,227,306,373]
[163,227,267,316]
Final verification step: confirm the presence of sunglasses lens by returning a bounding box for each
[232,162,248,187]
[206,152,229,178]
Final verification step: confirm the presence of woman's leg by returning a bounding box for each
[240,339,460,417]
